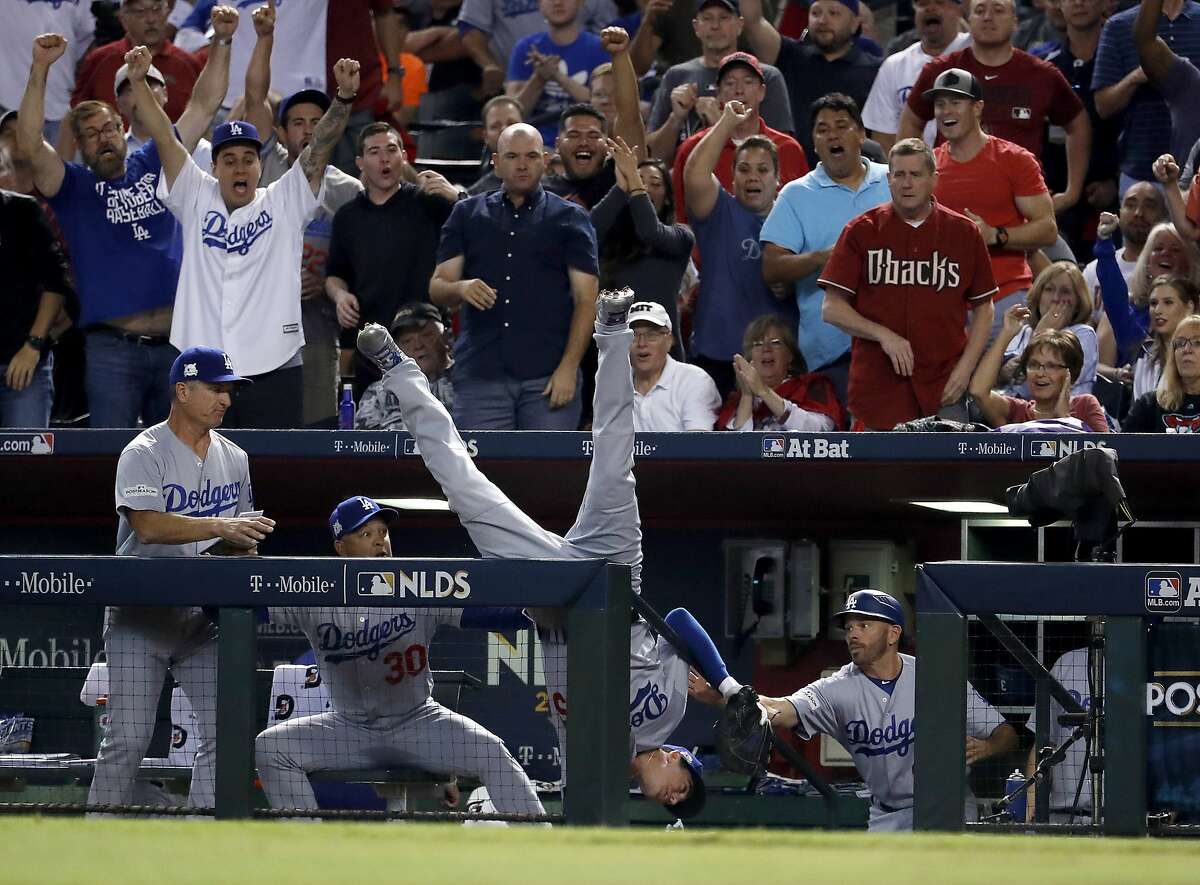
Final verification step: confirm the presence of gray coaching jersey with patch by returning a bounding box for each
[629,621,690,756]
[785,654,1004,809]
[111,422,253,636]
[269,606,463,722]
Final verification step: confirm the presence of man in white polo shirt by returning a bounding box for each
[123,43,360,428]
[629,301,721,431]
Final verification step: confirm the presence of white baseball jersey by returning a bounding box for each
[785,654,1005,823]
[0,1,95,121]
[629,622,688,756]
[1027,647,1094,815]
[861,33,971,144]
[267,606,463,721]
[159,153,324,376]
[223,0,327,108]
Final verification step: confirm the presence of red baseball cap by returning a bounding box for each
[717,51,765,85]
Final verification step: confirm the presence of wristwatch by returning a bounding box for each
[26,335,49,353]
[994,226,1009,248]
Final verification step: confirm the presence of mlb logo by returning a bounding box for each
[1033,440,1058,458]
[357,571,395,597]
[1145,571,1183,613]
[762,436,786,458]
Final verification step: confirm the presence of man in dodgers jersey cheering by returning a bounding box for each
[753,589,1019,831]
[253,495,546,817]
[356,289,750,818]
[122,42,359,428]
[819,137,996,430]
[94,345,274,809]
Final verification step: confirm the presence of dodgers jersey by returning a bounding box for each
[628,621,690,756]
[1027,648,1094,812]
[268,607,464,722]
[785,654,1005,809]
[158,154,325,376]
[112,421,253,637]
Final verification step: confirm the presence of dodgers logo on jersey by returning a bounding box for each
[318,612,418,663]
[1145,571,1183,614]
[629,680,669,729]
[163,478,243,517]
[202,209,274,256]
[846,714,915,757]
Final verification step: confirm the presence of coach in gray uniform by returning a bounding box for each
[253,495,546,817]
[91,345,273,810]
[755,589,1019,832]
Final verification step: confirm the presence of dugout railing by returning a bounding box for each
[0,555,631,825]
[913,561,1200,836]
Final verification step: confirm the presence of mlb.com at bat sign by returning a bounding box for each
[356,570,471,599]
[1028,438,1111,460]
[761,435,852,459]
[1145,571,1200,614]
[0,433,54,455]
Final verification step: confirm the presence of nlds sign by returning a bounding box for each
[1029,438,1112,460]
[358,570,472,599]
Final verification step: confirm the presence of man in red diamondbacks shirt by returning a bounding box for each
[819,138,996,430]
[897,0,1089,217]
[922,67,1058,337]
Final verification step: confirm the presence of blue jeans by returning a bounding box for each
[0,352,54,427]
[452,370,583,430]
[84,331,178,427]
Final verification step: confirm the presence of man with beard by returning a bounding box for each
[646,0,793,164]
[670,51,807,224]
[740,0,880,165]
[127,43,359,429]
[325,123,458,399]
[900,0,1089,217]
[862,0,971,152]
[15,10,237,428]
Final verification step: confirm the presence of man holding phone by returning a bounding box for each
[91,345,273,812]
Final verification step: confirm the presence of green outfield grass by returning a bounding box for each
[4,818,1199,884]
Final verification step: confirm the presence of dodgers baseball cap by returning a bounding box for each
[169,346,250,386]
[114,62,166,96]
[278,88,331,125]
[628,301,672,332]
[662,745,707,819]
[834,589,905,629]
[329,496,399,541]
[695,0,739,13]
[391,302,444,332]
[211,120,263,158]
[717,51,766,85]
[922,67,983,102]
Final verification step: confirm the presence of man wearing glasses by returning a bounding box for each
[628,301,721,431]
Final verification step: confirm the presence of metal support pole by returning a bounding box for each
[215,607,256,819]
[914,608,967,831]
[564,564,631,826]
[1102,616,1146,835]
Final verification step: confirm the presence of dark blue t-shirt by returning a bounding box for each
[47,140,181,327]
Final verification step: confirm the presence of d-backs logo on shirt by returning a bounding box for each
[867,249,961,290]
[1164,413,1200,433]
[629,680,669,729]
[845,714,915,758]
[164,478,243,517]
[317,613,417,664]
[202,209,274,255]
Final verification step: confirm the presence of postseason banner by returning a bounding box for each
[1147,621,1200,822]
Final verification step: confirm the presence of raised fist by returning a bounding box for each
[122,46,153,83]
[212,4,240,40]
[333,58,361,98]
[600,27,629,56]
[250,0,274,38]
[31,34,68,68]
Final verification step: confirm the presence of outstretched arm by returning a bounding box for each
[683,100,748,220]
[241,0,275,139]
[298,58,360,194]
[176,5,239,151]
[600,27,646,159]
[739,0,783,66]
[17,34,69,198]
[1134,0,1177,87]
[125,46,189,186]
[969,304,1028,427]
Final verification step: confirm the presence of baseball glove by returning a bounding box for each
[715,686,773,776]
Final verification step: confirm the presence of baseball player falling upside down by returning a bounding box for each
[357,289,748,819]
[253,495,546,817]
[695,589,1019,832]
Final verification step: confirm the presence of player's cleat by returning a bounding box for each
[357,323,409,374]
[596,287,636,327]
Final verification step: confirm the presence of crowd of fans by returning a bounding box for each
[2,0,1199,435]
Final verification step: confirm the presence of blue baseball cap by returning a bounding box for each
[835,589,905,629]
[329,496,399,541]
[211,119,263,158]
[662,745,706,819]
[169,346,250,385]
[279,88,331,125]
